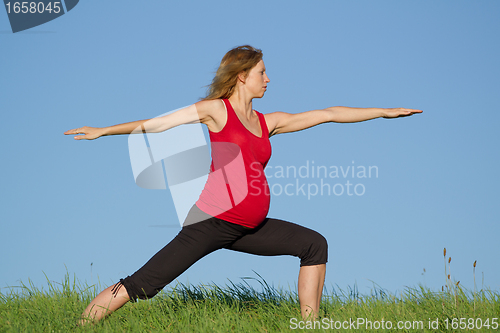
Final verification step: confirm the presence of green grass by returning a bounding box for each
[1,272,498,332]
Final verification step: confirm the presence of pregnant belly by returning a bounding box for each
[196,174,270,228]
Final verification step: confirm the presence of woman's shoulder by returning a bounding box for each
[195,99,225,114]
[195,99,227,132]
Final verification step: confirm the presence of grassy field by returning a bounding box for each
[0,271,498,332]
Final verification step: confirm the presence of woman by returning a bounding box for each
[65,45,421,324]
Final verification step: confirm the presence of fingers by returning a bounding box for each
[404,108,423,114]
[64,128,77,135]
[64,127,86,140]
[398,108,422,117]
[383,108,422,119]
[64,128,83,134]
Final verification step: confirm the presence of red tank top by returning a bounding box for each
[195,99,272,228]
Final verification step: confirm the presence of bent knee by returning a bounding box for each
[299,232,328,266]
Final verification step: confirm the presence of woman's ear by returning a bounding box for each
[237,71,247,84]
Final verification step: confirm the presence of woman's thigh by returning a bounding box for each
[122,207,248,300]
[225,218,328,266]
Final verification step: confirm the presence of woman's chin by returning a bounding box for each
[251,91,266,99]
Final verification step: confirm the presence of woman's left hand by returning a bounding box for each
[383,108,423,119]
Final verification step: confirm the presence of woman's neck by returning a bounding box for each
[228,91,254,119]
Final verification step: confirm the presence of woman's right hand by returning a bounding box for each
[64,126,104,140]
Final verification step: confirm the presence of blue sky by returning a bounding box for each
[1,0,499,299]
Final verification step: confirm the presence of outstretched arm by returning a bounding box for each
[64,100,219,140]
[265,106,422,136]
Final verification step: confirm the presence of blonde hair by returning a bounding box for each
[203,45,263,100]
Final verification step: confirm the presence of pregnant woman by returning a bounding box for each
[65,45,421,324]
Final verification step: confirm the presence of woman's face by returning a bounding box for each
[243,60,270,98]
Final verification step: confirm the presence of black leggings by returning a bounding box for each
[119,205,328,301]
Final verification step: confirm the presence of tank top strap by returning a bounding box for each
[222,98,235,123]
